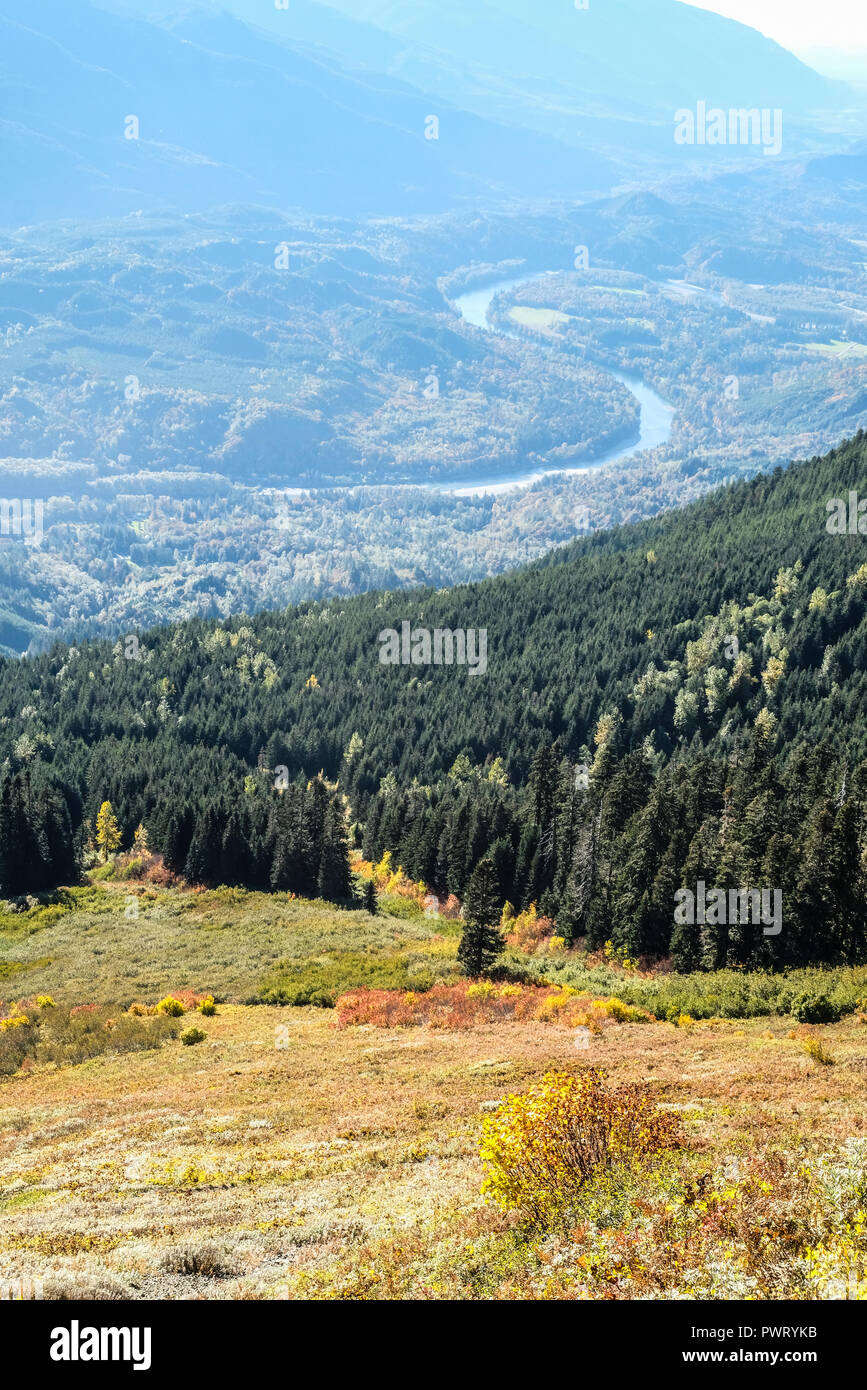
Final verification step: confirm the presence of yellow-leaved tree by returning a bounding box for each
[95,800,122,862]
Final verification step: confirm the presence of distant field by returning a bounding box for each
[0,881,459,1008]
[805,340,867,358]
[508,305,572,331]
[588,284,648,296]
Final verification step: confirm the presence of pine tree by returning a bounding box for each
[457,858,504,976]
[162,804,194,876]
[220,810,248,886]
[363,879,378,914]
[184,803,225,885]
[317,798,352,902]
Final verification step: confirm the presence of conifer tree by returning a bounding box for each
[457,858,504,976]
[317,798,352,902]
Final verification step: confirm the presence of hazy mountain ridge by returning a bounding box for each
[0,0,613,223]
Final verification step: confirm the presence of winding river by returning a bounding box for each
[435,272,676,496]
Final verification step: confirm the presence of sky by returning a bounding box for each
[684,0,866,52]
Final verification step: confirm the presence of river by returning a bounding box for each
[438,272,675,496]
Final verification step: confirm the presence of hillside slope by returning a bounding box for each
[3,434,867,966]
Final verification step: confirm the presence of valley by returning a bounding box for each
[3,0,867,1318]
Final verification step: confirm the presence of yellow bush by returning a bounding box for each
[802,1035,835,1066]
[480,1070,681,1228]
[602,997,640,1022]
[532,992,572,1021]
[466,980,496,1000]
[156,996,185,1017]
[806,1219,867,1298]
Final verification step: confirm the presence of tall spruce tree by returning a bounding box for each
[457,858,504,976]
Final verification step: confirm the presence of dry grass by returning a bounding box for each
[2,877,865,1300]
[2,1001,866,1299]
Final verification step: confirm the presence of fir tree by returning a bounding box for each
[457,858,504,976]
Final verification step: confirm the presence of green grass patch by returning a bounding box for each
[259,946,459,1006]
[805,340,867,358]
[0,1188,49,1213]
[0,955,52,983]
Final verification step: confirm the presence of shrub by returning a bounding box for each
[504,903,555,954]
[480,1070,681,1229]
[0,1001,179,1071]
[334,982,652,1031]
[790,991,846,1025]
[0,1013,37,1075]
[801,1035,835,1066]
[159,1242,236,1277]
[199,996,216,1016]
[527,961,867,1022]
[180,1026,206,1046]
[156,996,186,1017]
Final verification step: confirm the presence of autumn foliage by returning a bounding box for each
[335,980,652,1031]
[480,1070,682,1228]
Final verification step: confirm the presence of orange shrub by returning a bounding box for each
[335,982,653,1032]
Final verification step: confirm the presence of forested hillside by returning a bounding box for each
[5,433,867,967]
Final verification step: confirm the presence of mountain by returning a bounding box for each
[320,0,841,113]
[130,0,854,165]
[5,431,867,967]
[0,0,612,224]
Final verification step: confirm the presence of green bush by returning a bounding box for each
[525,957,867,1022]
[180,1026,206,1045]
[378,895,425,920]
[789,991,848,1025]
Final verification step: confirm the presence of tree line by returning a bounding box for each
[1,434,867,967]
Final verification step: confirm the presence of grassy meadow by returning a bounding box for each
[2,876,867,1300]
